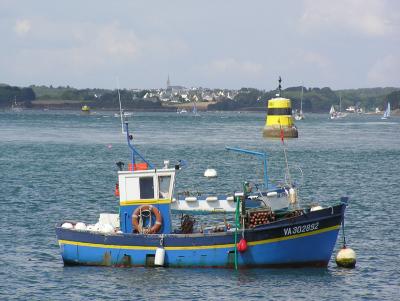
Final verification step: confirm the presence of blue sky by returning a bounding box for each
[0,0,399,90]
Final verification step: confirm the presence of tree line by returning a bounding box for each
[0,83,398,112]
[0,85,35,107]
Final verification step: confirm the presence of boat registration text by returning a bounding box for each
[283,222,319,236]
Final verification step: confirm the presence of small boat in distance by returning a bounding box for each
[177,108,188,114]
[294,86,304,121]
[115,86,133,120]
[330,96,347,120]
[114,110,133,118]
[81,105,90,113]
[11,98,23,112]
[192,102,199,116]
[381,102,391,120]
[329,105,337,119]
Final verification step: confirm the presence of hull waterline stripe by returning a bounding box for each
[120,199,171,206]
[58,225,340,251]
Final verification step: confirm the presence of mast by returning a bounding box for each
[116,78,124,134]
[300,86,303,113]
[118,89,124,133]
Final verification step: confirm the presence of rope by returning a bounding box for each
[138,208,152,234]
[234,193,240,270]
[279,120,292,186]
[342,218,347,248]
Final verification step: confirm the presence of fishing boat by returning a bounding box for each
[381,102,391,120]
[55,123,348,268]
[294,86,304,121]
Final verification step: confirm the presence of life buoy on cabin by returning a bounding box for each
[132,205,162,234]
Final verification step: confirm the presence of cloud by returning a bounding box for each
[206,58,263,75]
[14,19,31,35]
[4,18,192,87]
[302,51,331,69]
[367,55,400,86]
[299,0,395,36]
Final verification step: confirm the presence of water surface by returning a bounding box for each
[1,110,399,300]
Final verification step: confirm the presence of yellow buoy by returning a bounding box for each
[263,78,298,138]
[335,247,356,268]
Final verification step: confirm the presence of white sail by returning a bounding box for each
[382,102,391,119]
[294,86,304,120]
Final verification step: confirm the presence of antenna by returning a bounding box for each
[278,76,282,97]
[116,78,125,134]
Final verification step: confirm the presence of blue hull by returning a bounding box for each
[56,205,344,268]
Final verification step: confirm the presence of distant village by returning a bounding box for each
[0,76,398,113]
[128,76,239,104]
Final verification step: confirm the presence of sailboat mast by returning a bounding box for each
[300,86,303,112]
[118,89,124,133]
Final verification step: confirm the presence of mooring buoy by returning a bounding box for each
[335,246,356,268]
[204,168,217,178]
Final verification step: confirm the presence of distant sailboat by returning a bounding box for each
[192,101,199,116]
[381,102,391,120]
[294,86,304,120]
[11,97,23,112]
[329,105,337,120]
[337,95,347,118]
[330,95,347,120]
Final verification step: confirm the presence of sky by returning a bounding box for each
[0,0,399,90]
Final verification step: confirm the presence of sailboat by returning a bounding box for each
[337,95,347,118]
[192,101,199,116]
[329,105,338,120]
[381,102,391,120]
[330,95,347,120]
[294,86,304,120]
[11,97,23,112]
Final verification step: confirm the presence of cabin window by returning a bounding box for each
[139,177,154,199]
[158,176,171,199]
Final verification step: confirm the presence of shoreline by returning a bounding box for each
[2,100,399,115]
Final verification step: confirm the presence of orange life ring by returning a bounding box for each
[132,205,162,234]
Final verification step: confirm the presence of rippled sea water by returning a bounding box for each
[1,110,399,300]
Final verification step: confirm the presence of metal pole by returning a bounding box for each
[226,147,269,189]
[125,123,155,169]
